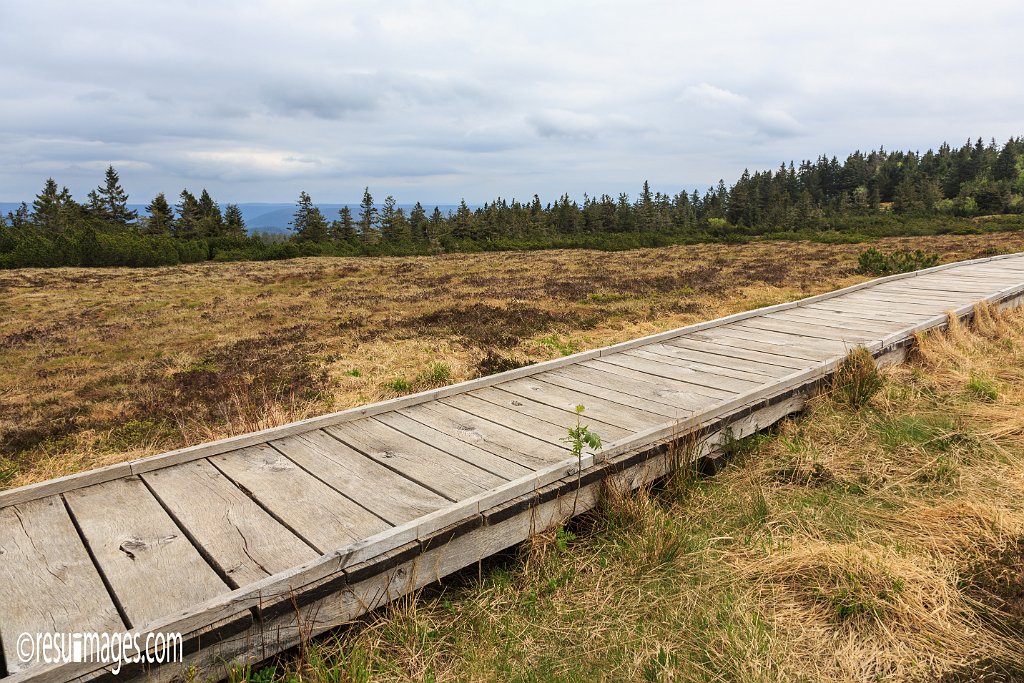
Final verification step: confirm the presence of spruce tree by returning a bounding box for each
[223,204,246,237]
[330,206,357,242]
[92,165,137,227]
[174,189,202,239]
[428,206,445,242]
[379,195,412,243]
[290,191,328,242]
[32,178,62,232]
[144,193,175,235]
[409,201,428,242]
[197,189,224,237]
[358,187,379,243]
[7,203,30,229]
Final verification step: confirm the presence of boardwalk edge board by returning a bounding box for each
[1,251,1021,510]
[8,271,1023,683]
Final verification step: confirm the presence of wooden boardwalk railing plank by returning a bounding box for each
[0,498,125,675]
[141,459,319,587]
[210,445,391,553]
[63,476,229,628]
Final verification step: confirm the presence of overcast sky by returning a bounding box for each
[1,0,1022,204]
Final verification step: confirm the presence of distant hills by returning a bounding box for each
[0,202,469,234]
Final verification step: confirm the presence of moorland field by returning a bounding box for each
[2,232,1023,491]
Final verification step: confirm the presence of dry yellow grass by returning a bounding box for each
[250,303,1024,683]
[1,232,1023,490]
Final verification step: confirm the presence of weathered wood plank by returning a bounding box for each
[271,429,448,524]
[550,362,710,411]
[211,444,391,552]
[0,497,125,675]
[326,419,506,499]
[766,309,903,334]
[434,395,585,454]
[542,365,698,415]
[373,411,533,479]
[496,376,669,431]
[465,386,634,441]
[799,300,921,322]
[63,476,229,628]
[667,336,811,370]
[690,327,840,361]
[736,316,878,343]
[623,348,769,389]
[141,459,319,588]
[724,322,865,350]
[591,352,753,395]
[631,342,788,380]
[400,399,568,469]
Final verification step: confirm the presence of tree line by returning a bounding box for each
[2,137,1022,268]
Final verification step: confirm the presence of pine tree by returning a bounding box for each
[358,187,379,242]
[92,165,137,227]
[223,204,246,237]
[290,191,328,242]
[330,206,357,242]
[144,193,175,235]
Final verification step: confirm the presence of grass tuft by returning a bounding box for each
[832,347,884,409]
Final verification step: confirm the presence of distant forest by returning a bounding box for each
[2,137,1023,268]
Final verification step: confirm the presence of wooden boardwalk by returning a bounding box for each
[2,252,1024,682]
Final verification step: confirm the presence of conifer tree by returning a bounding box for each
[409,201,428,242]
[144,193,175,235]
[6,203,30,229]
[358,187,379,242]
[196,189,224,237]
[330,206,357,242]
[32,178,63,233]
[223,204,246,237]
[174,189,202,239]
[379,195,412,243]
[92,165,137,227]
[290,191,328,242]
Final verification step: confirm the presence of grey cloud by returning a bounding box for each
[0,0,1022,204]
